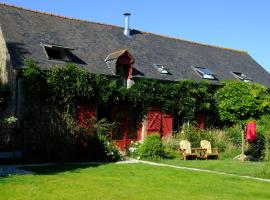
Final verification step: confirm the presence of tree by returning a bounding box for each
[214,81,270,124]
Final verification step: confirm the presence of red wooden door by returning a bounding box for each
[146,108,172,137]
[111,106,139,150]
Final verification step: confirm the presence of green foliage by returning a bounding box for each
[128,79,214,123]
[0,84,10,112]
[23,59,48,99]
[4,116,17,125]
[128,141,142,158]
[176,124,243,159]
[139,134,166,159]
[215,81,270,123]
[23,61,118,109]
[94,119,122,161]
[225,124,243,147]
[256,115,270,161]
[178,123,213,147]
[47,64,95,105]
[162,135,179,159]
[22,60,215,130]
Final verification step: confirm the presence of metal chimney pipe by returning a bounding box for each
[123,13,131,37]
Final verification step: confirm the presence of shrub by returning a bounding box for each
[139,134,166,159]
[128,141,142,158]
[225,124,242,147]
[256,115,270,161]
[175,123,243,159]
[162,135,179,159]
[79,119,121,161]
[177,123,213,147]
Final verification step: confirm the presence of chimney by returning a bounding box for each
[123,13,131,37]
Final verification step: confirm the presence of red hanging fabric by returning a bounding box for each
[246,121,256,142]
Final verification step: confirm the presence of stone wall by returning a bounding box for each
[0,26,9,84]
[0,26,18,152]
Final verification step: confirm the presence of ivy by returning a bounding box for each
[22,60,215,126]
[127,79,214,121]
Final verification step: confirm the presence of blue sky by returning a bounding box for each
[2,0,270,73]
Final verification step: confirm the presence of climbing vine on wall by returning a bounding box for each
[22,60,214,124]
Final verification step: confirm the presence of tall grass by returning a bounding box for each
[164,123,243,159]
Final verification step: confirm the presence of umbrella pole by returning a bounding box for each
[241,129,245,159]
[234,125,246,161]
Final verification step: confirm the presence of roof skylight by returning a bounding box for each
[193,66,217,80]
[154,64,169,74]
[232,72,252,82]
[42,44,86,64]
[44,46,73,62]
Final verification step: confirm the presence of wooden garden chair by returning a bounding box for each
[200,140,219,159]
[179,140,197,160]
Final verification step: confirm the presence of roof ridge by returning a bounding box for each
[0,2,121,29]
[144,31,247,54]
[0,2,248,54]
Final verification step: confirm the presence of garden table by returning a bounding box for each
[193,148,207,159]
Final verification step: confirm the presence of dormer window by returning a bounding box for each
[44,46,73,62]
[154,64,169,74]
[42,44,85,64]
[105,49,134,88]
[232,72,252,82]
[193,66,217,80]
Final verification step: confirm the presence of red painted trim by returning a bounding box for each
[127,64,133,79]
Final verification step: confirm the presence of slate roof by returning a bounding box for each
[0,3,270,87]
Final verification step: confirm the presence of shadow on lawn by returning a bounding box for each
[18,163,107,175]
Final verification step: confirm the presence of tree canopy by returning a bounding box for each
[214,81,270,124]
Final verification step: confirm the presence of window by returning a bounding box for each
[232,72,252,82]
[193,66,217,80]
[43,44,85,64]
[154,64,169,74]
[44,46,72,62]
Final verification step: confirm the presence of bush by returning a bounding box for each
[256,115,270,161]
[177,123,213,147]
[225,124,242,147]
[162,135,179,159]
[139,134,166,159]
[93,118,122,161]
[128,141,142,158]
[175,123,243,159]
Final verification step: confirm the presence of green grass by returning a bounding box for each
[1,163,270,200]
[155,159,270,179]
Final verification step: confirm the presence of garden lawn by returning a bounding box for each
[155,159,270,179]
[1,163,270,200]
